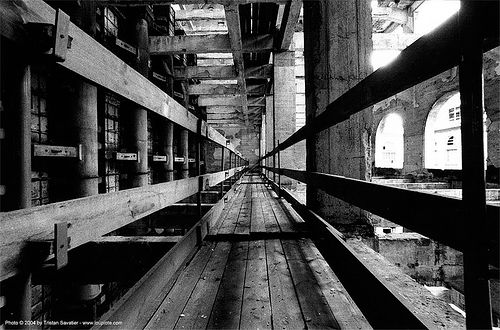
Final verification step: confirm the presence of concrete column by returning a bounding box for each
[130,17,149,187]
[273,51,297,186]
[5,61,32,324]
[180,129,189,178]
[160,121,174,182]
[304,0,373,236]
[70,82,99,197]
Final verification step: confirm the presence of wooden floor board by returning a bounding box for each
[234,184,251,235]
[240,240,272,329]
[281,240,341,330]
[174,241,232,329]
[218,185,246,235]
[298,239,372,330]
[207,241,249,330]
[145,242,216,330]
[260,188,281,234]
[265,239,306,329]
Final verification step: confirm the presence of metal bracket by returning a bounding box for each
[152,155,167,162]
[26,9,72,62]
[33,144,79,158]
[115,152,138,161]
[54,222,70,270]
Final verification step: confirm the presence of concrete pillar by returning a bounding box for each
[6,61,32,324]
[130,17,149,187]
[304,0,373,236]
[70,82,99,197]
[273,50,297,185]
[160,121,174,182]
[180,129,189,179]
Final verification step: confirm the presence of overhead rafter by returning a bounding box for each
[149,33,273,55]
[175,8,226,21]
[225,4,249,123]
[275,0,302,51]
[96,0,288,5]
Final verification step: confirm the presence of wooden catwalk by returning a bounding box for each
[143,174,370,330]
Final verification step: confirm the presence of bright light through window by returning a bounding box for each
[371,50,401,70]
[414,0,461,35]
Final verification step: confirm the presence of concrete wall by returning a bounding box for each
[372,48,500,176]
[376,233,463,286]
[215,126,260,165]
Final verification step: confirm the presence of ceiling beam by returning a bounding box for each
[149,33,273,55]
[175,8,226,21]
[244,64,273,79]
[97,0,288,5]
[188,84,240,95]
[225,4,249,123]
[199,95,242,106]
[174,65,237,79]
[200,95,265,107]
[188,83,265,95]
[275,0,302,51]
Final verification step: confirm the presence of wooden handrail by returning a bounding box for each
[264,166,499,267]
[0,167,245,281]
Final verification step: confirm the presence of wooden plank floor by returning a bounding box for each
[145,174,371,330]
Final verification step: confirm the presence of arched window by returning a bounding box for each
[375,113,404,169]
[424,92,487,170]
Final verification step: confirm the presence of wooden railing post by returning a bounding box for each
[180,129,189,179]
[196,119,202,217]
[459,3,492,328]
[220,147,225,197]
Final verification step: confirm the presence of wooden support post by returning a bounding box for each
[165,122,174,181]
[277,140,281,197]
[196,120,202,217]
[180,129,189,179]
[131,17,149,187]
[220,147,225,197]
[459,3,492,328]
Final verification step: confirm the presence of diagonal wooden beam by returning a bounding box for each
[224,4,249,124]
[275,0,302,51]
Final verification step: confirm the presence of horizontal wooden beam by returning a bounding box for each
[94,236,183,244]
[96,0,288,5]
[197,58,234,66]
[174,65,237,79]
[265,167,499,267]
[175,8,226,21]
[96,177,243,329]
[199,95,242,106]
[0,167,245,280]
[188,84,240,95]
[150,34,273,55]
[244,64,273,79]
[0,0,242,155]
